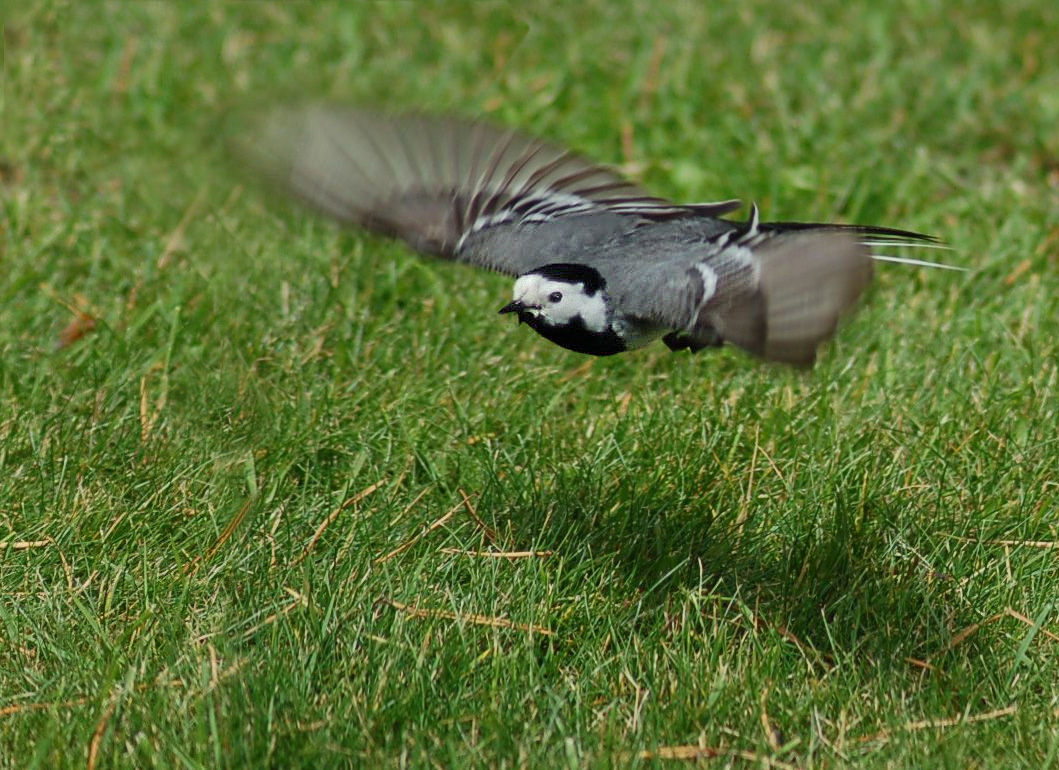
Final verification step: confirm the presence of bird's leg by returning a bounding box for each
[662,332,721,353]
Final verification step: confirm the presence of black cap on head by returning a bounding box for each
[524,263,606,295]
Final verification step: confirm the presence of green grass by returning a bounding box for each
[3,1,1058,767]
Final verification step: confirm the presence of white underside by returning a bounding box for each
[612,316,668,349]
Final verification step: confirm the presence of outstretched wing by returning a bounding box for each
[237,105,741,275]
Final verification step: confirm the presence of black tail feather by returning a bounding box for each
[760,221,938,244]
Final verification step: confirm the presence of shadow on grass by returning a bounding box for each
[494,455,960,666]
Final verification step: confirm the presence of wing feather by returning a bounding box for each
[238,105,742,274]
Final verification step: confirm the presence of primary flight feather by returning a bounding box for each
[240,105,941,366]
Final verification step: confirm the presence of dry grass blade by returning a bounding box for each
[751,614,821,669]
[952,535,1059,549]
[626,745,799,769]
[933,611,1006,656]
[736,425,761,537]
[439,548,553,559]
[459,487,498,544]
[139,368,167,443]
[57,312,97,349]
[904,657,936,671]
[374,498,467,565]
[930,606,1059,660]
[382,598,553,636]
[558,358,595,383]
[1005,607,1059,644]
[184,496,254,575]
[157,186,206,269]
[0,538,54,550]
[857,705,1017,744]
[40,285,99,348]
[0,696,91,717]
[292,479,387,566]
[760,681,782,751]
[1,679,186,720]
[632,745,723,760]
[87,697,119,770]
[242,589,309,638]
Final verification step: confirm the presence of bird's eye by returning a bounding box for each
[548,291,563,303]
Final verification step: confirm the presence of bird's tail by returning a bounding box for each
[688,209,956,366]
[762,220,962,271]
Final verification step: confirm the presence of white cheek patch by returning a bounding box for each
[511,274,539,304]
[510,275,609,332]
[535,278,608,332]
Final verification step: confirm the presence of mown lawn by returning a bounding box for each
[2,2,1057,767]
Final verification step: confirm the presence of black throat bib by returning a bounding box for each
[520,312,626,356]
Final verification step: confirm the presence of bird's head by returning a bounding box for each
[498,263,610,334]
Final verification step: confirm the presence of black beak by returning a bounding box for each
[498,300,524,316]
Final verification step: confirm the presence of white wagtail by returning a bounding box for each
[240,106,951,366]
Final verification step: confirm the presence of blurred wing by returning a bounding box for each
[615,224,873,366]
[238,105,741,274]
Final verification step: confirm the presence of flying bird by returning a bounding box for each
[240,106,947,366]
